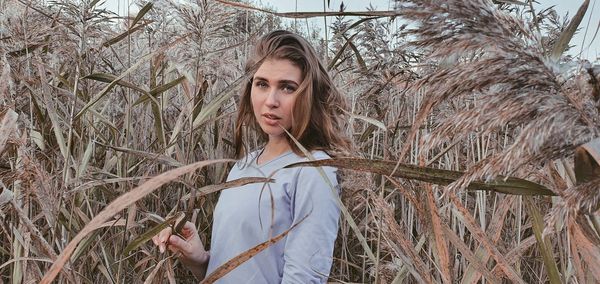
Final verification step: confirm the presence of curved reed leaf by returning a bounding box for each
[149,76,186,97]
[342,110,387,131]
[524,197,561,284]
[192,74,248,130]
[82,73,149,96]
[344,34,367,72]
[550,0,590,60]
[132,76,187,106]
[102,23,151,48]
[200,214,309,283]
[122,213,183,256]
[102,3,154,48]
[286,158,555,196]
[40,159,233,284]
[131,2,153,28]
[180,177,273,201]
[97,143,184,167]
[328,32,358,70]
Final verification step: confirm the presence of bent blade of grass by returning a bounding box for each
[150,76,186,100]
[341,109,387,131]
[180,177,273,201]
[98,142,184,167]
[76,139,94,179]
[550,0,589,61]
[131,2,153,27]
[40,159,233,284]
[54,73,120,131]
[102,21,151,48]
[344,34,367,73]
[133,76,187,106]
[75,55,152,120]
[200,214,309,283]
[524,197,561,284]
[191,74,248,130]
[82,73,150,96]
[36,63,69,160]
[123,213,183,256]
[328,32,359,70]
[286,158,554,196]
[67,177,150,195]
[0,257,54,270]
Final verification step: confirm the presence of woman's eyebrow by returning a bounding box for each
[253,76,299,86]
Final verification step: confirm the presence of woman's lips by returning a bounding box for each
[262,113,281,126]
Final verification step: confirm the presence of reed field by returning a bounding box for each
[1,0,600,283]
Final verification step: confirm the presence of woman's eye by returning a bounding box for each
[282,85,296,94]
[254,81,268,88]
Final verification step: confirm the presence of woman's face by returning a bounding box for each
[251,58,303,141]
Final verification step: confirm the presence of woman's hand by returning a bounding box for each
[152,221,210,279]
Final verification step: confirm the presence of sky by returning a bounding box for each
[100,0,599,60]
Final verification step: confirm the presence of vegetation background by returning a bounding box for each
[1,0,599,283]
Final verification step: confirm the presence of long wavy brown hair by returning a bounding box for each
[234,30,351,158]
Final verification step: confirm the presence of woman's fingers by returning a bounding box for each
[151,227,173,253]
[179,221,197,239]
[167,234,190,254]
[151,222,201,257]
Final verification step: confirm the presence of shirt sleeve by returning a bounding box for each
[281,165,340,283]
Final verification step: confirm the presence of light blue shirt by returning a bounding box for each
[206,149,340,283]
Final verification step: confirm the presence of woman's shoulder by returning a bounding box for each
[292,150,337,176]
[309,150,331,160]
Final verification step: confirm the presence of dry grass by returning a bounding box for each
[1,0,600,283]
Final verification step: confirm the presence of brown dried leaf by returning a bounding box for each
[287,158,554,196]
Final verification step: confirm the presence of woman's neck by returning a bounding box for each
[257,137,292,165]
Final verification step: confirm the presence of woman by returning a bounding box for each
[152,30,350,283]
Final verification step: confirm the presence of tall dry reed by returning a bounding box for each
[1,0,599,283]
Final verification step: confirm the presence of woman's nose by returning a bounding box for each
[265,89,279,108]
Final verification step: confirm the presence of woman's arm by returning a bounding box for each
[281,165,341,283]
[152,221,210,280]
